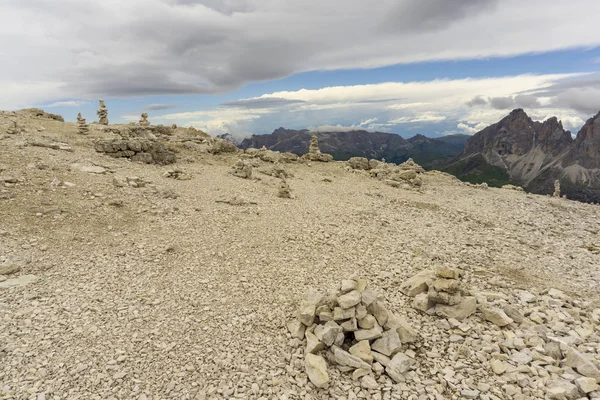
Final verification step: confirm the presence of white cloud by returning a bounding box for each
[1,0,600,106]
[386,102,431,110]
[156,73,595,136]
[45,100,87,107]
[390,114,446,124]
[457,122,489,134]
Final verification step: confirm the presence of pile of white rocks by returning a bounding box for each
[401,265,477,321]
[230,159,253,179]
[345,157,424,189]
[289,269,600,398]
[288,278,418,388]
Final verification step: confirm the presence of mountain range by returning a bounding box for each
[445,109,600,203]
[239,128,470,169]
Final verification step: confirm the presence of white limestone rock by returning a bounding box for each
[354,325,383,341]
[482,307,514,327]
[371,329,402,357]
[306,331,325,354]
[337,290,361,309]
[314,321,343,347]
[287,320,306,340]
[331,346,371,370]
[305,354,329,388]
[386,353,414,383]
[349,340,373,364]
[399,270,434,297]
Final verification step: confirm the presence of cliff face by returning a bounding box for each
[446,109,600,202]
[563,112,600,169]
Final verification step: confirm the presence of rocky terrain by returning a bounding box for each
[446,109,600,203]
[239,128,469,169]
[1,109,600,399]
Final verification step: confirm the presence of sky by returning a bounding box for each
[2,0,600,140]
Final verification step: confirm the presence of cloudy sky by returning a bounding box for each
[2,0,600,139]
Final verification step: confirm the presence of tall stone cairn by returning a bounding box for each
[553,180,561,197]
[302,135,333,162]
[76,113,89,135]
[139,113,150,127]
[97,100,108,125]
[309,135,320,155]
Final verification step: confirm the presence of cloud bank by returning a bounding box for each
[1,0,600,108]
[155,73,600,137]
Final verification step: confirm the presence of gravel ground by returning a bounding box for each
[1,112,599,399]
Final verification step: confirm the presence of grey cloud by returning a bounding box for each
[167,0,257,15]
[383,0,499,32]
[514,94,540,108]
[521,74,600,115]
[489,96,516,109]
[221,97,306,109]
[1,0,599,105]
[466,95,487,107]
[145,104,178,111]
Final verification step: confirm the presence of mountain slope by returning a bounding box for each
[239,128,470,169]
[445,109,600,202]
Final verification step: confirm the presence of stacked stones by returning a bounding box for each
[230,159,253,179]
[289,278,418,388]
[162,168,192,181]
[97,100,108,125]
[553,179,561,197]
[277,176,291,198]
[139,113,150,127]
[94,139,176,165]
[6,121,24,135]
[345,157,424,188]
[401,266,476,321]
[302,135,333,162]
[76,113,89,135]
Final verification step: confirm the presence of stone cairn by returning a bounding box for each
[230,159,253,179]
[139,113,150,127]
[6,120,24,135]
[401,266,476,321]
[76,113,89,135]
[162,168,192,181]
[553,179,561,197]
[289,278,418,388]
[302,135,333,162]
[97,100,108,125]
[345,157,424,188]
[277,176,291,198]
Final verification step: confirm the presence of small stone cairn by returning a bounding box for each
[230,159,253,179]
[401,266,476,321]
[162,168,192,181]
[277,176,291,198]
[76,113,89,135]
[302,135,333,162]
[345,157,424,188]
[97,100,108,125]
[553,179,561,197]
[289,278,418,388]
[139,113,150,127]
[6,120,24,135]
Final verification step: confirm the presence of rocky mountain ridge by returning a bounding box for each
[239,128,470,169]
[446,109,600,203]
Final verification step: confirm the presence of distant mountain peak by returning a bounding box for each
[446,109,600,203]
